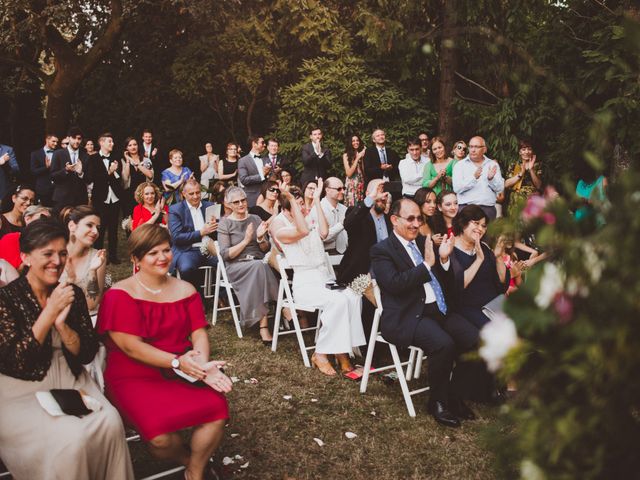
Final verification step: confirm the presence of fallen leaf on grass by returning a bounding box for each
[313,438,325,447]
[370,411,376,416]
[283,395,292,400]
[222,457,234,465]
[249,377,259,384]
[240,462,249,469]
[311,398,318,402]
[230,433,240,438]
[230,377,240,383]
[345,432,357,439]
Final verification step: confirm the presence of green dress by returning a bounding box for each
[421,159,456,195]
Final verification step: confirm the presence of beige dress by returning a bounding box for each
[0,330,134,480]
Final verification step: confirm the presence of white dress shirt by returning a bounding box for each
[188,202,205,248]
[452,155,504,206]
[393,231,449,304]
[100,151,120,204]
[398,157,428,196]
[251,152,265,181]
[307,198,348,253]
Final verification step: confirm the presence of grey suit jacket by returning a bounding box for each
[237,154,271,207]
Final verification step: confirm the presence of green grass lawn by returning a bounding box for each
[108,235,499,480]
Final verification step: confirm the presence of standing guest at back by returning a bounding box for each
[265,138,290,179]
[399,138,429,198]
[238,135,271,207]
[363,129,400,183]
[218,142,240,185]
[30,133,59,207]
[84,139,96,157]
[141,129,164,185]
[87,132,129,265]
[342,134,366,207]
[308,177,348,255]
[422,136,456,195]
[50,126,89,210]
[452,136,504,220]
[300,127,332,186]
[0,141,18,202]
[122,136,154,218]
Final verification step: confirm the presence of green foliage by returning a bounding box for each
[273,54,435,175]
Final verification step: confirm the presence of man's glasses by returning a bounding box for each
[468,145,485,149]
[230,198,247,205]
[396,215,424,225]
[268,187,281,194]
[326,186,345,192]
[61,142,69,147]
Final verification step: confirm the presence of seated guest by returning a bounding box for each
[307,177,348,254]
[0,218,133,479]
[278,168,295,191]
[0,185,35,239]
[168,179,218,291]
[448,205,510,403]
[60,206,107,316]
[431,190,459,238]
[218,187,278,343]
[97,224,231,480]
[249,180,280,221]
[270,179,366,376]
[301,181,317,216]
[371,199,480,427]
[132,181,169,230]
[414,187,438,238]
[398,138,428,198]
[161,149,193,205]
[238,135,270,207]
[0,259,18,287]
[0,204,51,269]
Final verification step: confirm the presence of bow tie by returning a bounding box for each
[253,154,261,159]
[101,155,110,160]
[46,149,54,153]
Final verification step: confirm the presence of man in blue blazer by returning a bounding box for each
[169,179,218,291]
[0,142,19,201]
[30,134,59,207]
[371,198,480,427]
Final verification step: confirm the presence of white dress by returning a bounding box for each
[276,213,366,354]
[200,154,217,190]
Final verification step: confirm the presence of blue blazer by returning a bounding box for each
[169,199,215,257]
[370,233,451,348]
[0,144,19,200]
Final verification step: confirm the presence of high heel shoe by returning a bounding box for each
[335,353,354,373]
[311,353,337,376]
[259,326,272,346]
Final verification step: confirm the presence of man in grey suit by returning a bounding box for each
[237,134,271,207]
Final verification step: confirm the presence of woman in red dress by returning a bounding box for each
[131,181,168,230]
[97,224,231,480]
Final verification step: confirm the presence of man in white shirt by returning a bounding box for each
[398,138,429,198]
[452,136,504,219]
[308,177,348,254]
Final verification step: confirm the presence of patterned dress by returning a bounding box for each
[344,158,364,207]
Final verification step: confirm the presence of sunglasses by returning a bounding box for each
[230,198,248,205]
[268,187,281,194]
[456,145,467,150]
[326,186,345,192]
[396,215,424,225]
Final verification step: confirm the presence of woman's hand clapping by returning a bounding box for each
[177,350,208,380]
[203,361,233,393]
[89,249,106,272]
[47,281,75,327]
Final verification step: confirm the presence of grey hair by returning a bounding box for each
[23,205,52,221]
[224,186,247,203]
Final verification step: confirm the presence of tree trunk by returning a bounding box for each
[45,82,75,135]
[438,0,458,144]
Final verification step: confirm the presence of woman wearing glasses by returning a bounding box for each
[217,142,240,185]
[0,185,35,239]
[217,186,278,344]
[250,180,280,221]
[421,137,456,195]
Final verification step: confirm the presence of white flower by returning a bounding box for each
[535,263,564,309]
[479,312,519,372]
[520,459,546,480]
[348,274,371,296]
[344,432,357,439]
[313,438,325,447]
[581,243,604,283]
[199,236,212,257]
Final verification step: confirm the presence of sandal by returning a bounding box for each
[335,353,354,374]
[259,326,272,346]
[311,353,337,376]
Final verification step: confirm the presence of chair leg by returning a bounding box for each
[271,282,285,352]
[226,285,243,338]
[406,348,417,381]
[211,269,222,325]
[290,308,311,368]
[389,344,417,417]
[360,330,379,394]
[414,349,424,379]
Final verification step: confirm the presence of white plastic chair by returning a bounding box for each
[359,280,429,417]
[211,241,243,338]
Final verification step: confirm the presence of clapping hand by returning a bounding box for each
[178,351,207,380]
[0,153,9,166]
[423,235,436,267]
[89,249,106,272]
[263,164,272,176]
[48,281,75,327]
[487,163,497,180]
[108,161,118,175]
[474,234,485,262]
[431,233,444,246]
[493,235,506,258]
[203,361,233,393]
[256,220,269,239]
[314,178,323,201]
[474,165,483,179]
[438,233,455,261]
[244,222,255,243]
[154,197,165,214]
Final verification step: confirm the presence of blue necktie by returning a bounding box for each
[408,241,447,315]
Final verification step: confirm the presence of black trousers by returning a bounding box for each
[95,201,120,261]
[412,302,481,404]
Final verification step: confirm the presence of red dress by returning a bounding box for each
[132,204,168,230]
[97,289,228,440]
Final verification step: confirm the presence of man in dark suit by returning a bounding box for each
[371,198,479,427]
[265,138,292,179]
[300,127,332,186]
[141,129,164,186]
[0,142,19,201]
[87,132,129,264]
[363,129,400,183]
[30,133,59,207]
[50,126,89,210]
[238,134,271,207]
[169,179,218,291]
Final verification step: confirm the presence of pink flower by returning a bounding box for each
[522,195,547,221]
[553,292,573,324]
[542,212,556,225]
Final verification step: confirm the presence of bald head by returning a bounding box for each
[324,176,344,205]
[468,136,487,162]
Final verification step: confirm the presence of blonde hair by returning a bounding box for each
[134,181,161,204]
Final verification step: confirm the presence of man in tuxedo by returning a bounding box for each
[50,127,89,210]
[265,138,291,179]
[87,132,129,264]
[0,142,19,201]
[371,198,479,427]
[169,179,218,291]
[238,135,270,207]
[300,127,332,186]
[30,134,59,207]
[363,129,400,183]
[141,129,164,185]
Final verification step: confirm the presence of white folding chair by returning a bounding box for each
[211,241,243,338]
[271,254,328,367]
[360,280,429,417]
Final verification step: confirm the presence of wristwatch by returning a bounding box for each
[171,356,180,369]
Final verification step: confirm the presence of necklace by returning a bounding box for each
[134,274,165,294]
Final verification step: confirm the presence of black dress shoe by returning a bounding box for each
[427,400,461,428]
[449,398,477,420]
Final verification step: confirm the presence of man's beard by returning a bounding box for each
[373,202,386,214]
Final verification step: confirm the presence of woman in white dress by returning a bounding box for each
[270,179,366,376]
[199,142,218,192]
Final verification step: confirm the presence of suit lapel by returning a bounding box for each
[389,233,416,270]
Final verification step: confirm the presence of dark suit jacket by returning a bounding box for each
[370,233,451,348]
[50,148,89,207]
[169,199,215,258]
[30,148,54,196]
[86,153,126,208]
[300,143,332,186]
[267,155,292,177]
[363,146,400,182]
[0,144,19,200]
[336,203,392,285]
[238,154,271,207]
